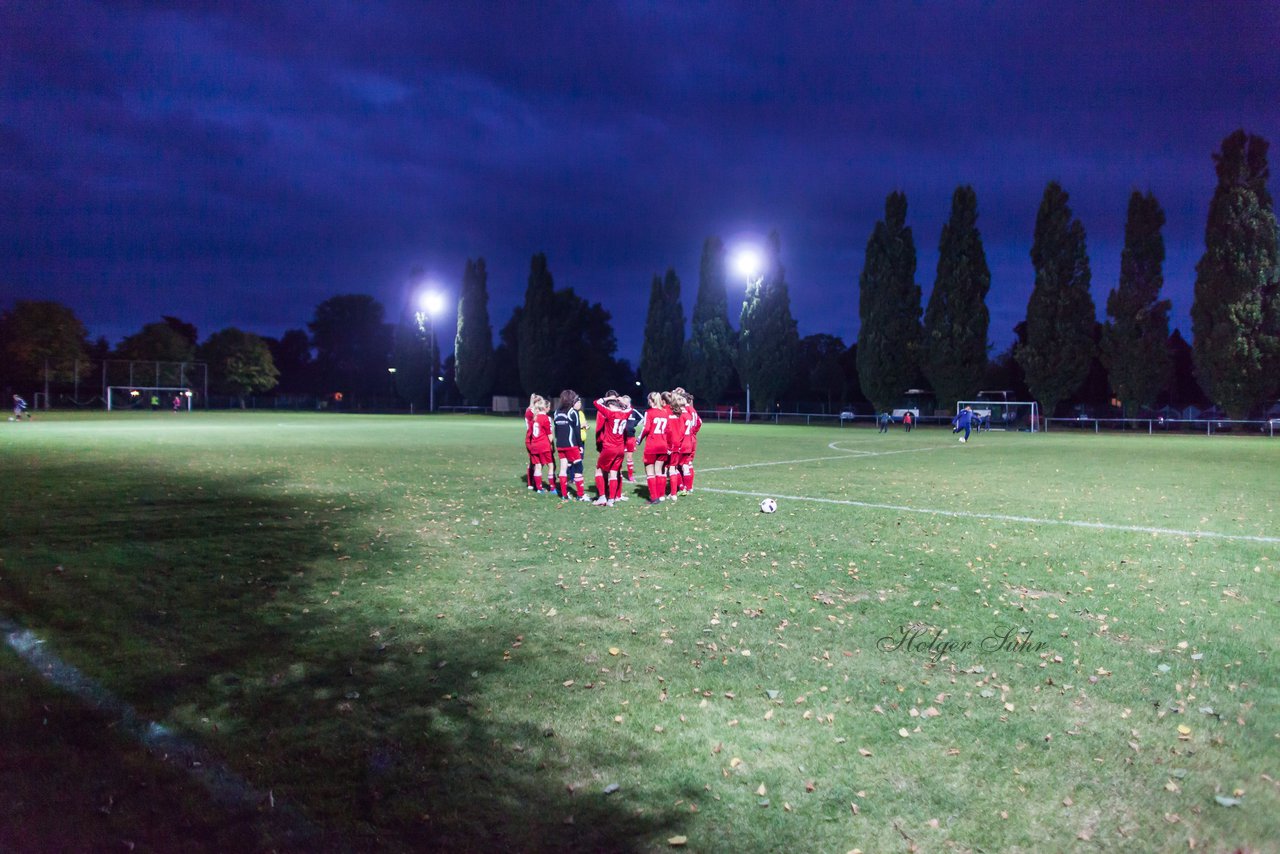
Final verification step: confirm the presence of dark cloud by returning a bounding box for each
[2,0,1277,361]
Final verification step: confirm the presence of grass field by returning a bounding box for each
[1,412,1277,853]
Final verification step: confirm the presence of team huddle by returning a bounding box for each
[524,387,702,506]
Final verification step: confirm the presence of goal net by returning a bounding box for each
[107,387,195,411]
[955,400,1039,432]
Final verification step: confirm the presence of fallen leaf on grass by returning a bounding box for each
[756,783,767,796]
[858,748,872,757]
[1213,795,1242,807]
[667,836,687,846]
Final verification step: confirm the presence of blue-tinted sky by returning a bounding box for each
[3,0,1277,363]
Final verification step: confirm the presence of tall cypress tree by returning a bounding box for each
[857,191,923,412]
[1015,182,1097,418]
[738,230,799,412]
[1101,192,1171,415]
[923,185,991,413]
[517,253,558,396]
[682,237,736,404]
[453,257,496,405]
[639,267,685,392]
[1191,129,1280,418]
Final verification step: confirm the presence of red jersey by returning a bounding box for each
[666,408,687,453]
[639,406,672,455]
[526,412,552,453]
[594,400,633,451]
[681,406,701,453]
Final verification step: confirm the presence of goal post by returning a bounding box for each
[107,387,195,411]
[956,400,1039,432]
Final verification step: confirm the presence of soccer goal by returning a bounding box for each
[107,387,195,411]
[956,400,1039,432]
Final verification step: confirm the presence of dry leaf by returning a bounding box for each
[756,783,768,796]
[898,727,910,738]
[858,748,873,757]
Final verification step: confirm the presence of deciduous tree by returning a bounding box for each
[639,268,684,392]
[857,192,923,411]
[738,231,799,412]
[454,258,496,405]
[923,186,990,413]
[1102,191,1171,414]
[1015,182,1096,418]
[683,238,736,404]
[1191,129,1280,418]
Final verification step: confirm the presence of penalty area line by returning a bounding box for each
[698,442,953,474]
[698,487,1280,545]
[0,615,324,846]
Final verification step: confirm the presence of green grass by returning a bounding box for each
[1,412,1277,852]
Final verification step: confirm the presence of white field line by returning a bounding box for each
[696,441,951,474]
[1,616,323,845]
[699,487,1280,545]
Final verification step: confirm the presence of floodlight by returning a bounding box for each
[419,290,446,317]
[731,246,763,282]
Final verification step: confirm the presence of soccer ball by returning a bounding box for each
[959,437,966,443]
[759,497,778,514]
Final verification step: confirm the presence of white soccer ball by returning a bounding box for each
[959,436,966,443]
[759,497,778,514]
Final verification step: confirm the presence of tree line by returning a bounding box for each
[2,130,1276,418]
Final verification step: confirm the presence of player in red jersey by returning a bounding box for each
[592,392,633,506]
[674,388,702,495]
[621,395,642,483]
[637,391,671,503]
[552,389,588,500]
[525,395,553,493]
[663,392,687,500]
[523,394,538,489]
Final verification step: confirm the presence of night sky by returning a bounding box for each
[3,1,1278,364]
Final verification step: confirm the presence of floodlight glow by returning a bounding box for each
[419,290,446,316]
[731,246,763,281]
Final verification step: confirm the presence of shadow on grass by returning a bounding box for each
[0,460,692,852]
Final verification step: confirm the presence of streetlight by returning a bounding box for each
[731,244,764,422]
[415,289,446,412]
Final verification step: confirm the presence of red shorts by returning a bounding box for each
[557,447,583,463]
[624,436,637,452]
[528,449,552,465]
[666,452,685,468]
[642,446,668,466]
[597,447,625,472]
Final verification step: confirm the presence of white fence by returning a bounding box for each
[1046,416,1279,436]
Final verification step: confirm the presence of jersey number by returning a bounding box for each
[611,419,627,435]
[654,417,667,432]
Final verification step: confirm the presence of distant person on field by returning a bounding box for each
[952,405,974,442]
[878,411,891,433]
[172,394,182,413]
[903,411,914,432]
[12,395,30,420]
[150,393,160,411]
